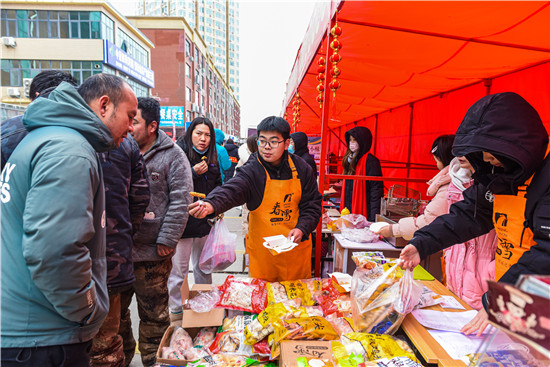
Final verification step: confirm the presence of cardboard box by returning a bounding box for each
[155,281,225,366]
[279,340,334,367]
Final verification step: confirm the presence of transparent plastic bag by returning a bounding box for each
[351,263,422,334]
[188,288,223,313]
[199,218,237,274]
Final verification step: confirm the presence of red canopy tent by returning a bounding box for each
[281,1,550,275]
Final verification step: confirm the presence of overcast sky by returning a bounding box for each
[109,0,317,137]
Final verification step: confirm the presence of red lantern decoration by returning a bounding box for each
[318,57,326,66]
[317,84,324,93]
[316,55,326,109]
[330,67,341,77]
[329,53,341,64]
[330,39,342,51]
[316,94,324,107]
[331,25,342,37]
[329,79,341,95]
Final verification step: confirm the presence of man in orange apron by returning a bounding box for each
[188,116,322,282]
[398,92,550,334]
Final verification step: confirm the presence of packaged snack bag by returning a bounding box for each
[267,279,321,306]
[244,299,302,345]
[218,276,268,314]
[338,333,417,362]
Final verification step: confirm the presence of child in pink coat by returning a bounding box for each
[375,135,455,241]
[444,157,498,310]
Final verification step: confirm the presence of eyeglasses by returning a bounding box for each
[257,139,284,148]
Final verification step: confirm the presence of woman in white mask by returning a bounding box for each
[340,126,383,222]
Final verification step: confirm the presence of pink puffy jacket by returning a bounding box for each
[391,166,450,241]
[443,160,498,310]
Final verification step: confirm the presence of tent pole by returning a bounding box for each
[315,1,336,278]
[406,103,414,191]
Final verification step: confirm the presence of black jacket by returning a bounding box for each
[290,132,317,174]
[177,140,222,238]
[224,142,240,179]
[343,127,384,222]
[205,151,322,237]
[410,92,550,285]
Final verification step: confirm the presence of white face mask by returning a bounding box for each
[349,142,359,152]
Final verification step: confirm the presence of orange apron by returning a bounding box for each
[492,176,535,280]
[246,156,312,282]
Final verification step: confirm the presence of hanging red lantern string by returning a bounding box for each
[291,92,301,130]
[329,23,342,97]
[316,56,326,108]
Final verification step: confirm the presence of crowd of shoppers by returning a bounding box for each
[2,71,548,367]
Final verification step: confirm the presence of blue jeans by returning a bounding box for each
[1,340,92,367]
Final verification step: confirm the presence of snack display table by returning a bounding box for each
[401,279,471,367]
[332,233,402,274]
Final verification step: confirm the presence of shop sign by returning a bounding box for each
[103,40,155,88]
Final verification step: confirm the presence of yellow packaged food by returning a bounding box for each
[243,299,302,345]
[267,279,321,306]
[272,316,339,343]
[339,332,417,362]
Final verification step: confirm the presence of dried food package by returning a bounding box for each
[338,333,417,362]
[217,276,268,314]
[325,314,355,336]
[272,316,339,343]
[193,327,218,348]
[222,314,256,332]
[244,299,302,346]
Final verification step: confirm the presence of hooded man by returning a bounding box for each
[290,131,317,174]
[400,92,550,335]
[1,74,137,366]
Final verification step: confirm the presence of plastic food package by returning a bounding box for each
[162,346,186,360]
[217,276,268,314]
[188,288,223,313]
[170,326,193,350]
[193,327,218,348]
[352,252,391,268]
[341,227,380,243]
[351,263,422,334]
[325,314,355,336]
[222,315,256,332]
[318,292,352,318]
[244,299,302,345]
[199,218,237,273]
[267,278,322,306]
[272,316,339,343]
[337,333,417,362]
[209,330,270,358]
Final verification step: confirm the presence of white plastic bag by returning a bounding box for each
[199,218,237,274]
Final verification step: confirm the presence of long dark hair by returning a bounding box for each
[431,134,455,167]
[181,117,218,165]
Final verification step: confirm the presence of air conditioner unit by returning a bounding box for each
[22,78,32,98]
[2,37,16,48]
[7,88,21,98]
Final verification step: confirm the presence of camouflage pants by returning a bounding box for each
[90,293,124,367]
[119,259,172,367]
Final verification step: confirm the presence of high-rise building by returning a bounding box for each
[137,0,240,100]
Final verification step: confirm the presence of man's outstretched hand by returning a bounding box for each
[399,244,421,270]
[188,200,214,219]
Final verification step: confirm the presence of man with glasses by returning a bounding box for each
[188,116,322,281]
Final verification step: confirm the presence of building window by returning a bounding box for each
[1,9,100,39]
[1,59,102,87]
[186,63,191,78]
[101,13,114,43]
[186,87,191,101]
[117,28,148,67]
[185,39,191,57]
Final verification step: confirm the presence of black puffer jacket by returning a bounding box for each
[290,132,317,174]
[177,140,222,238]
[204,151,322,238]
[224,142,239,179]
[343,127,383,222]
[410,92,550,285]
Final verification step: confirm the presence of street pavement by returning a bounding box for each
[129,207,246,367]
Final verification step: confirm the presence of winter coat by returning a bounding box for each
[443,158,498,310]
[214,128,232,183]
[224,142,240,179]
[1,82,110,347]
[237,143,252,168]
[290,131,317,174]
[392,166,451,241]
[341,126,384,222]
[98,136,150,290]
[177,140,223,238]
[410,92,550,286]
[204,151,322,237]
[133,130,193,262]
[1,114,28,171]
